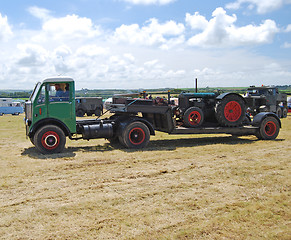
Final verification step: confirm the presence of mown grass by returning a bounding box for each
[0,114,290,239]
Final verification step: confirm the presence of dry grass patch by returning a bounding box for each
[0,114,290,239]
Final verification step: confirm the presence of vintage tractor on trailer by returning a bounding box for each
[24,77,281,154]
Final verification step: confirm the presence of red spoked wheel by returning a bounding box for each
[41,131,60,150]
[264,121,276,136]
[224,101,242,122]
[129,127,146,145]
[183,107,204,128]
[255,116,280,140]
[215,94,246,127]
[34,125,66,154]
[119,121,150,149]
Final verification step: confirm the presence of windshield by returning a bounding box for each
[30,82,41,102]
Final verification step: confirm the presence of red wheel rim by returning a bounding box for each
[224,101,242,122]
[41,131,60,149]
[188,111,201,125]
[264,121,276,136]
[129,127,145,145]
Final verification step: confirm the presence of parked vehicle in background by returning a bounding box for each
[244,86,288,118]
[0,98,24,116]
[288,97,291,113]
[75,97,103,117]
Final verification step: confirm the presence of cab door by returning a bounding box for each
[47,82,76,133]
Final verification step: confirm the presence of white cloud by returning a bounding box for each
[122,0,175,5]
[28,9,102,44]
[226,0,291,14]
[113,18,185,48]
[0,13,13,41]
[17,44,49,67]
[185,12,209,30]
[284,24,291,32]
[76,45,109,57]
[42,15,101,41]
[0,6,290,90]
[27,6,51,21]
[187,8,279,47]
[282,42,291,48]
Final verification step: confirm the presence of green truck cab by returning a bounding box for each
[25,77,77,152]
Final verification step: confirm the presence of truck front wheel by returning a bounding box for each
[255,117,280,140]
[119,122,150,149]
[34,125,66,154]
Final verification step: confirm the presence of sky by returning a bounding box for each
[0,0,291,90]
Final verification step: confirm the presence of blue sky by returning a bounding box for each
[0,0,290,89]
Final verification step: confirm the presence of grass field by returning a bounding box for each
[0,114,290,239]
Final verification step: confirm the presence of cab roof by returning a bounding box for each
[42,76,74,83]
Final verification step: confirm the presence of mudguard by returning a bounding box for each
[252,112,281,128]
[116,117,155,136]
[29,118,72,138]
[216,92,246,102]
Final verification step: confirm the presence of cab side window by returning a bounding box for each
[49,83,70,102]
[37,85,46,104]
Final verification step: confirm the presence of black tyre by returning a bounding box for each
[276,107,282,118]
[107,136,119,144]
[29,136,34,145]
[282,107,287,118]
[183,107,204,128]
[215,95,246,127]
[95,109,102,117]
[76,109,85,117]
[255,117,280,140]
[118,122,150,149]
[34,125,66,154]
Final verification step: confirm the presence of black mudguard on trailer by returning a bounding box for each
[252,112,281,128]
[116,117,155,136]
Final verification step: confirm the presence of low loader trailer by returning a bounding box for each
[24,77,281,154]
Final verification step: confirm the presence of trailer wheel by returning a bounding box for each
[215,95,246,127]
[119,122,150,149]
[183,107,204,128]
[34,125,66,154]
[255,117,280,140]
[282,107,287,118]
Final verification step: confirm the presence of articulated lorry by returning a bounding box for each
[24,77,281,154]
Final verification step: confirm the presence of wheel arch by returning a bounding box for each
[29,118,71,138]
[216,92,246,103]
[116,117,155,136]
[252,112,281,128]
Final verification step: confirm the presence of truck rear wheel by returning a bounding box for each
[255,117,280,140]
[215,95,246,127]
[119,122,150,149]
[183,107,204,128]
[34,125,66,154]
